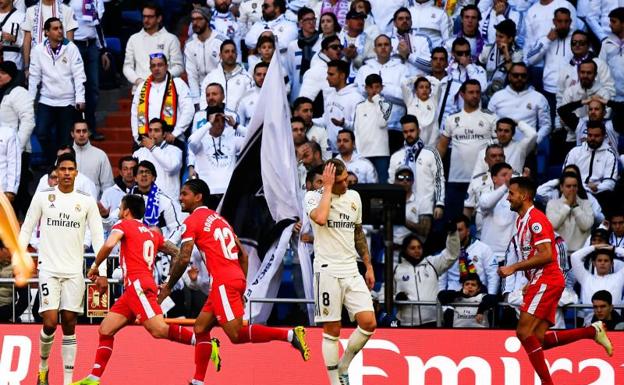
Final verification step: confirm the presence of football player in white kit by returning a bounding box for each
[19,153,106,385]
[305,159,376,385]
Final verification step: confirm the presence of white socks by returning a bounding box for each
[62,334,77,385]
[322,333,340,385]
[287,329,294,342]
[338,326,374,374]
[39,329,55,371]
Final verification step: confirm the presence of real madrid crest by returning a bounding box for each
[351,202,357,211]
[75,204,81,212]
[48,194,55,202]
[526,103,532,110]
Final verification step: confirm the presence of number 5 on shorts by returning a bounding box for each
[41,283,49,296]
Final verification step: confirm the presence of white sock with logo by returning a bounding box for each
[62,334,77,385]
[322,333,340,385]
[338,326,374,374]
[39,329,55,371]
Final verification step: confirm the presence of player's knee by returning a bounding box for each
[42,323,57,335]
[226,330,242,344]
[516,327,531,341]
[148,325,169,339]
[360,318,376,332]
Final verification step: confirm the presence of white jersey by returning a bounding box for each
[19,186,105,277]
[305,189,362,277]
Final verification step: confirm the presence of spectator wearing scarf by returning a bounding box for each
[131,52,193,143]
[286,7,320,103]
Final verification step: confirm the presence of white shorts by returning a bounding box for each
[313,271,374,323]
[38,271,85,315]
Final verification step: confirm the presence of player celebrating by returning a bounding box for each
[306,159,376,385]
[71,194,195,385]
[159,179,310,385]
[19,153,106,385]
[499,177,613,385]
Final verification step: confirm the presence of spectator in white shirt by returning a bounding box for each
[447,5,486,62]
[438,79,497,219]
[355,34,408,153]
[122,3,183,91]
[200,39,253,111]
[478,162,517,262]
[22,0,78,73]
[0,124,20,200]
[353,73,391,181]
[479,0,523,46]
[401,76,440,147]
[130,53,193,143]
[0,0,25,69]
[99,156,138,231]
[298,35,342,107]
[407,0,452,48]
[238,62,267,128]
[464,144,505,231]
[211,0,243,58]
[244,0,298,53]
[286,7,321,104]
[132,118,183,201]
[29,17,85,168]
[184,7,226,106]
[292,96,331,159]
[338,10,374,83]
[599,8,624,102]
[71,119,113,199]
[471,117,537,176]
[335,129,377,183]
[388,7,432,76]
[322,59,364,152]
[546,171,594,252]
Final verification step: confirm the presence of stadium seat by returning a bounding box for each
[105,37,122,55]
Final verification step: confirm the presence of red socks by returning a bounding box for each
[543,326,595,350]
[91,334,114,378]
[521,336,554,385]
[168,324,195,345]
[235,324,289,344]
[193,332,212,382]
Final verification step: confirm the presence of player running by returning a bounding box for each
[19,153,106,385]
[71,194,195,385]
[305,159,376,385]
[498,177,613,385]
[159,179,310,385]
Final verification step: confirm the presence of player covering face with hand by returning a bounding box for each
[71,195,195,385]
[160,179,310,385]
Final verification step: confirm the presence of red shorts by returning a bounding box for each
[110,278,163,324]
[202,279,246,324]
[520,282,564,325]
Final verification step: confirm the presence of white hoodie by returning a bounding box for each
[322,83,364,152]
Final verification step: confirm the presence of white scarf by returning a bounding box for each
[32,0,64,47]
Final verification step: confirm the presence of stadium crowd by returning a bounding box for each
[2,0,624,331]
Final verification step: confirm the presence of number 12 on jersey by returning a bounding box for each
[214,227,238,260]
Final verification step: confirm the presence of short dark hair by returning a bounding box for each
[220,39,237,52]
[55,153,77,168]
[609,209,624,220]
[297,6,315,21]
[338,129,355,143]
[454,214,471,228]
[328,59,350,78]
[509,61,528,73]
[142,2,163,17]
[293,96,313,111]
[254,61,270,73]
[256,34,276,49]
[460,4,481,20]
[460,78,481,93]
[559,171,580,188]
[414,76,430,90]
[460,272,482,285]
[291,116,305,126]
[57,144,76,156]
[452,37,470,52]
[393,6,411,21]
[307,140,322,155]
[122,194,146,219]
[306,164,324,184]
[136,160,157,178]
[374,34,391,45]
[497,117,517,135]
[149,118,172,133]
[571,29,589,41]
[509,176,536,199]
[490,162,512,176]
[321,35,340,50]
[44,17,62,31]
[118,155,138,169]
[587,120,606,134]
[554,7,571,17]
[206,82,225,95]
[72,118,88,130]
[592,290,613,305]
[365,73,382,87]
[400,114,419,128]
[431,46,448,61]
[272,0,287,14]
[578,58,598,74]
[183,178,211,205]
[609,7,624,22]
[485,143,504,155]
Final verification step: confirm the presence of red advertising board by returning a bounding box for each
[1,325,622,385]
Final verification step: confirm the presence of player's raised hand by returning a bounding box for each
[322,162,336,189]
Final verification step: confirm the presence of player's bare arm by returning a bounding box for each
[234,236,249,277]
[309,163,335,226]
[89,230,124,294]
[159,240,181,260]
[498,242,552,277]
[355,224,375,289]
[158,240,193,303]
